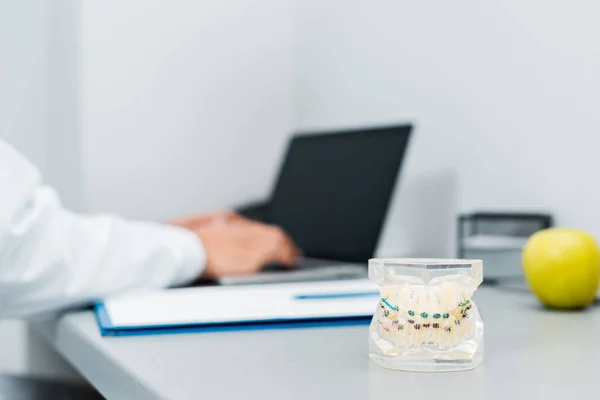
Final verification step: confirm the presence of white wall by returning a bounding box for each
[45,0,85,212]
[296,0,600,257]
[0,0,47,167]
[80,0,294,220]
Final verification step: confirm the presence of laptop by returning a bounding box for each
[218,124,413,285]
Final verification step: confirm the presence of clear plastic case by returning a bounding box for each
[368,258,483,372]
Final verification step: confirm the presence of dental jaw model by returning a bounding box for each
[369,259,483,372]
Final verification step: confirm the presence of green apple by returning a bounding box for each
[523,228,600,309]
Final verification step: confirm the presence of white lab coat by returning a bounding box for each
[0,140,205,318]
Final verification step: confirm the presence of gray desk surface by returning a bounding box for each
[35,286,600,400]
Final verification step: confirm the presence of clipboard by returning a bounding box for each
[95,280,379,337]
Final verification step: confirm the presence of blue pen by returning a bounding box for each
[294,291,379,300]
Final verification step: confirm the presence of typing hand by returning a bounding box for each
[193,222,301,278]
[170,212,300,278]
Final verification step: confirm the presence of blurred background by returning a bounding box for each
[1,0,600,380]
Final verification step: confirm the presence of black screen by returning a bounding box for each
[266,125,412,263]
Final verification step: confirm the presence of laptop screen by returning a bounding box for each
[266,124,412,263]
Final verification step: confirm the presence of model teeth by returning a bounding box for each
[376,282,476,349]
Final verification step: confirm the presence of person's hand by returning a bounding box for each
[169,211,300,278]
[192,222,301,278]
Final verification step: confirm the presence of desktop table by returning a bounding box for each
[34,286,600,400]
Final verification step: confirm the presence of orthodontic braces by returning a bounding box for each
[379,297,472,331]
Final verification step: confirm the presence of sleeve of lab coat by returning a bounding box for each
[0,140,205,318]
